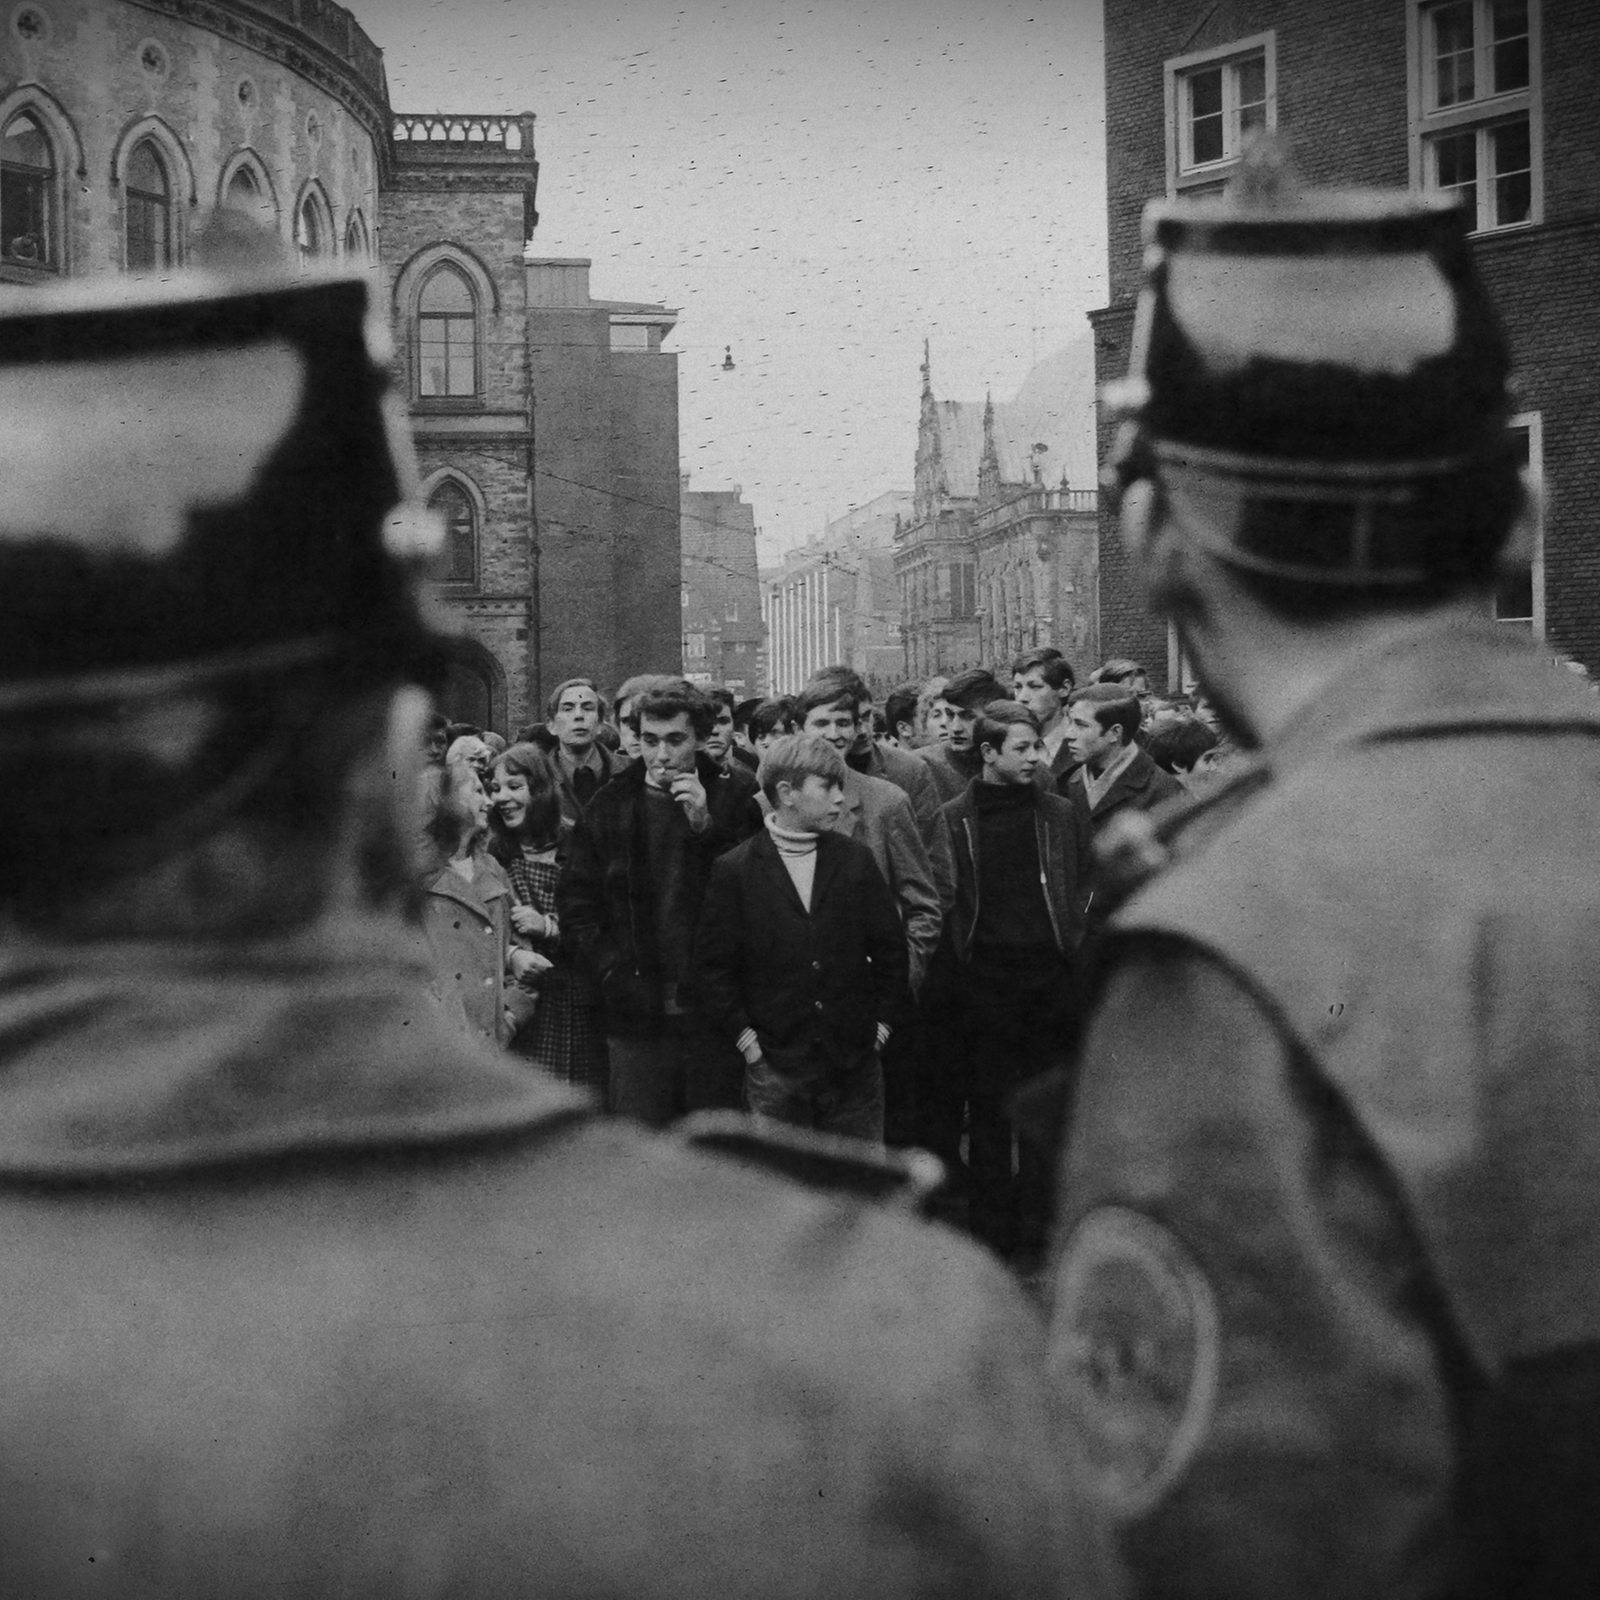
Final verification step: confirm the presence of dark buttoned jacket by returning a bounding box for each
[694,828,908,1065]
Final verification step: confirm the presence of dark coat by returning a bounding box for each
[1041,735,1081,792]
[695,829,908,1065]
[930,780,1094,963]
[523,725,624,822]
[1068,744,1183,827]
[558,751,758,1034]
[1054,619,1600,1596]
[915,740,983,805]
[0,925,1113,1598]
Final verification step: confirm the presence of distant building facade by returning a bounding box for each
[763,489,910,697]
[0,0,682,734]
[896,343,1100,683]
[681,481,762,696]
[764,546,853,695]
[1093,0,1600,682]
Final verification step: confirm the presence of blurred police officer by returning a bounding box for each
[0,240,1115,1598]
[1048,154,1600,1599]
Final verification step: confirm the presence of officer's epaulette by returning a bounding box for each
[1093,757,1274,919]
[677,1111,946,1216]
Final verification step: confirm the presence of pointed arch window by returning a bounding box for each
[1,111,55,268]
[222,161,277,232]
[295,191,327,260]
[344,211,369,259]
[124,140,172,273]
[418,265,479,397]
[428,479,478,586]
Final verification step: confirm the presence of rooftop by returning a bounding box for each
[391,113,538,166]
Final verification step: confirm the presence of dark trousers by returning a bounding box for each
[746,1047,884,1144]
[607,1014,745,1128]
[881,1001,925,1150]
[919,944,1074,1256]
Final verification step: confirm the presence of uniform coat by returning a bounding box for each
[0,923,1112,1598]
[1052,620,1600,1599]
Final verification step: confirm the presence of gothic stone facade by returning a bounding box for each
[0,0,683,734]
[896,350,1100,685]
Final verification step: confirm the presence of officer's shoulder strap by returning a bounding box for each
[676,1111,945,1215]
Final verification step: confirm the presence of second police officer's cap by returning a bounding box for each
[0,253,445,714]
[1102,143,1517,588]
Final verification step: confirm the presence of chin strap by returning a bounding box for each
[0,634,342,718]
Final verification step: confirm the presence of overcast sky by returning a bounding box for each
[369,0,1109,558]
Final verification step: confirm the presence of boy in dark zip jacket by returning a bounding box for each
[926,700,1094,1258]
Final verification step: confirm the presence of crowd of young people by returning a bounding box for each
[410,652,1230,1262]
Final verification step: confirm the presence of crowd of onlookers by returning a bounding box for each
[412,649,1241,1262]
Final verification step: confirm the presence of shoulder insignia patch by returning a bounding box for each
[1049,1205,1221,1514]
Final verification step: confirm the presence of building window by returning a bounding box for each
[417,265,479,398]
[0,111,54,268]
[949,561,976,619]
[221,161,277,231]
[1495,412,1543,634]
[428,479,477,586]
[1411,0,1540,231]
[1165,32,1275,194]
[295,191,329,260]
[343,211,369,259]
[225,166,259,208]
[124,140,171,273]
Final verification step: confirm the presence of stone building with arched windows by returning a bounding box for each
[0,0,685,733]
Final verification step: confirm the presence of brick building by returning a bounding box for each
[895,340,1099,683]
[0,0,683,733]
[680,481,762,697]
[1093,0,1600,682]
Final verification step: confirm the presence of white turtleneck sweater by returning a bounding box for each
[764,812,820,909]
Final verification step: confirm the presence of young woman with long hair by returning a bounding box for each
[487,742,608,1097]
[416,757,541,1047]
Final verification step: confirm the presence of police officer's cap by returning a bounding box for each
[0,249,442,714]
[1104,143,1517,589]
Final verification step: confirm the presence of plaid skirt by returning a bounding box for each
[502,847,607,1097]
[510,969,608,1098]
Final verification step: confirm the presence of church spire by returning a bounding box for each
[978,387,1001,504]
[920,337,932,398]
